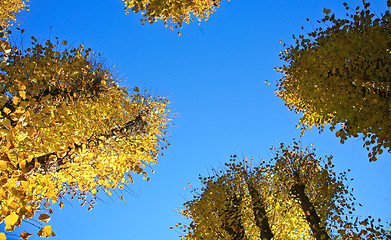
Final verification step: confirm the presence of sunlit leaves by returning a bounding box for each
[122,0,222,31]
[0,38,171,237]
[276,1,391,161]
[0,0,28,33]
[37,226,55,238]
[177,141,391,239]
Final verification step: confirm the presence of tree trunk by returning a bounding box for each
[290,183,331,240]
[247,182,274,240]
[219,194,246,240]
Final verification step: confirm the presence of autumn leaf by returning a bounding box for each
[3,107,11,115]
[13,96,20,105]
[4,212,19,226]
[323,8,331,14]
[19,91,27,99]
[20,231,33,240]
[0,232,6,240]
[38,214,51,223]
[37,226,55,238]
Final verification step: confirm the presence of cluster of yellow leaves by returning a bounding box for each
[0,0,28,32]
[178,156,312,239]
[0,37,170,238]
[177,141,391,239]
[123,0,222,30]
[0,0,28,60]
[275,1,391,161]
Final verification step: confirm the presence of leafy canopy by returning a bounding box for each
[276,1,391,161]
[177,141,391,239]
[122,0,223,31]
[0,37,170,238]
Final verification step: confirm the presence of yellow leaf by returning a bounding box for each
[37,226,55,238]
[91,189,97,195]
[13,96,20,105]
[0,161,8,170]
[4,212,19,226]
[3,107,11,115]
[0,118,10,129]
[19,91,27,99]
[0,232,6,240]
[38,214,51,223]
[16,81,27,91]
[4,224,14,232]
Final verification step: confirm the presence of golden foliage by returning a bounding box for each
[276,1,391,161]
[0,0,28,56]
[177,141,391,239]
[122,0,222,30]
[0,38,170,237]
[0,0,28,31]
[37,226,55,238]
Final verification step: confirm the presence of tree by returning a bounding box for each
[0,37,170,238]
[177,141,391,239]
[122,0,222,30]
[177,158,274,240]
[275,1,391,161]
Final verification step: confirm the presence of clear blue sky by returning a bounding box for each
[4,0,391,239]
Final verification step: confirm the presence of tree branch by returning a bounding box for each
[290,183,331,240]
[17,114,147,175]
[247,181,273,240]
[219,194,246,240]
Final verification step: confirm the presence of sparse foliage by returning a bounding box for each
[276,1,391,161]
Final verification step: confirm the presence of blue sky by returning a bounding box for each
[4,0,391,239]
